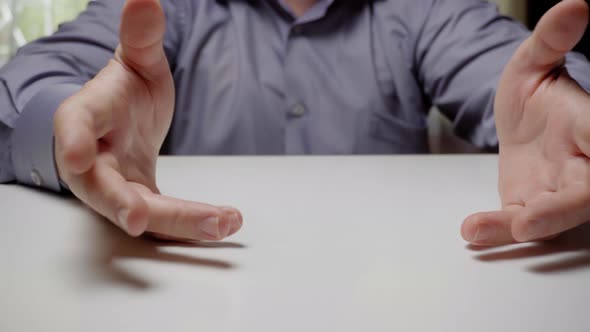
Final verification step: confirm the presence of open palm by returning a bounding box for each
[463,0,590,245]
[54,0,242,240]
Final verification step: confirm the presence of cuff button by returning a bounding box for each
[30,170,43,187]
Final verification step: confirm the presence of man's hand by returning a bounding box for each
[54,0,242,240]
[462,0,590,246]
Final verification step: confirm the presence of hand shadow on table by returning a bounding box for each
[83,210,245,291]
[466,223,590,274]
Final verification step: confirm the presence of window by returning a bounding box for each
[0,0,88,65]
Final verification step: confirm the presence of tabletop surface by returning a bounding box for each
[1,155,590,331]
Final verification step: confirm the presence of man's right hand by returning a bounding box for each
[53,0,242,240]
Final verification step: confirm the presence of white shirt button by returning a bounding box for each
[290,103,307,117]
[30,169,43,187]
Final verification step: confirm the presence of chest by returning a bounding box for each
[166,1,430,155]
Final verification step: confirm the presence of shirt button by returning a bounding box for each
[30,169,43,187]
[290,103,307,117]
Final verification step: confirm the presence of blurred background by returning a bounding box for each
[0,0,88,65]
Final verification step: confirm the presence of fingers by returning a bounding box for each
[462,210,517,246]
[511,186,590,242]
[465,184,590,245]
[462,209,563,245]
[61,151,244,241]
[137,188,243,240]
[54,63,132,176]
[513,0,588,75]
[118,0,169,82]
[54,99,98,175]
[68,157,150,237]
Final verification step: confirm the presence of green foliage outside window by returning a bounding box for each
[0,0,88,64]
[15,0,89,42]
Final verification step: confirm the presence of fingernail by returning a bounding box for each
[118,209,130,231]
[523,220,547,242]
[474,224,495,242]
[220,217,232,238]
[200,216,220,239]
[229,213,240,233]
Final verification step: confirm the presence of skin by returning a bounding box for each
[54,0,242,241]
[461,0,590,246]
[54,0,590,244]
[283,0,317,17]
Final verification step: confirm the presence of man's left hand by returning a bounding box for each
[462,0,590,246]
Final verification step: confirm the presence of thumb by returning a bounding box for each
[513,0,588,76]
[118,0,169,82]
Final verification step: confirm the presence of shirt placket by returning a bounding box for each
[273,1,334,153]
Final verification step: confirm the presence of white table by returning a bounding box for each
[1,156,589,331]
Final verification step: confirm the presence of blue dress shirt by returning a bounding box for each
[2,0,590,191]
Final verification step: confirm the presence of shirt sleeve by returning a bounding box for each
[0,121,14,183]
[411,0,590,150]
[0,0,185,190]
[11,84,82,191]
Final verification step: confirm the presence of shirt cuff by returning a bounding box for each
[11,84,82,192]
[0,123,15,183]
